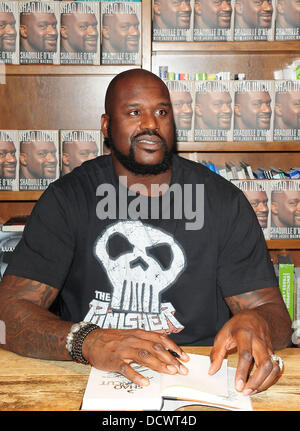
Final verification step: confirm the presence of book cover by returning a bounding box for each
[275,0,300,40]
[166,80,194,142]
[270,179,300,239]
[193,0,234,41]
[101,0,141,65]
[60,129,102,176]
[18,130,59,191]
[81,354,230,411]
[277,253,294,321]
[0,1,19,64]
[152,0,194,42]
[60,1,100,65]
[2,214,29,232]
[0,229,23,281]
[194,80,234,142]
[0,130,19,191]
[231,179,271,240]
[273,80,300,141]
[19,1,60,65]
[233,0,275,41]
[233,80,274,142]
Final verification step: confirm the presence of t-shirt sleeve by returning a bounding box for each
[5,183,75,290]
[217,189,278,298]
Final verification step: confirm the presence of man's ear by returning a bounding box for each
[62,152,70,166]
[153,0,161,16]
[20,24,27,38]
[234,104,241,117]
[101,114,110,138]
[195,104,203,117]
[194,0,202,16]
[277,0,284,15]
[60,25,68,39]
[271,201,279,215]
[235,0,242,16]
[275,103,283,117]
[102,25,110,40]
[19,152,27,166]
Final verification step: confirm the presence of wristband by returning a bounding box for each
[66,321,99,365]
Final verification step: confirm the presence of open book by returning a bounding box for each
[81,354,252,411]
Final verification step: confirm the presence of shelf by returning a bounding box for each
[153,41,300,54]
[177,142,300,152]
[267,240,300,250]
[0,191,43,201]
[4,64,140,76]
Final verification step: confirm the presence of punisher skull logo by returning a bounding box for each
[94,220,186,314]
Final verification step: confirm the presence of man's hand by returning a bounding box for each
[208,287,292,395]
[208,309,281,395]
[82,328,190,386]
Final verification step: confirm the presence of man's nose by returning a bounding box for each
[222,103,232,113]
[5,24,16,35]
[182,103,192,113]
[47,25,57,35]
[129,25,139,36]
[46,153,57,162]
[221,1,232,11]
[141,112,158,130]
[87,25,98,36]
[6,153,16,163]
[261,103,271,112]
[180,0,191,12]
[262,1,273,11]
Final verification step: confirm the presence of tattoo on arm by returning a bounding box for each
[0,275,71,360]
[225,286,285,315]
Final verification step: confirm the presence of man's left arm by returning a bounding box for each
[209,286,292,395]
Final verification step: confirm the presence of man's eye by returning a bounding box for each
[156,109,167,116]
[129,110,139,116]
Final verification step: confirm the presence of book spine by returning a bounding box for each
[279,262,294,321]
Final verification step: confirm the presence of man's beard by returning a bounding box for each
[106,121,174,175]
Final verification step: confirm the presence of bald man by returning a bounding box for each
[271,189,300,227]
[101,8,140,54]
[194,0,232,41]
[0,69,291,397]
[20,11,58,53]
[234,89,272,141]
[274,90,300,140]
[19,133,58,180]
[275,0,300,40]
[195,90,233,131]
[61,132,99,175]
[60,6,98,54]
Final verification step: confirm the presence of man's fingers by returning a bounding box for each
[118,361,151,387]
[209,342,228,375]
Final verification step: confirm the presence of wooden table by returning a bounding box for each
[0,347,299,411]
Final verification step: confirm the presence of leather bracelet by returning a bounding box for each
[66,322,99,365]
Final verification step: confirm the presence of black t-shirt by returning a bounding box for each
[6,154,277,346]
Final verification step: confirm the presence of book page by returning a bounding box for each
[161,367,253,411]
[161,354,228,398]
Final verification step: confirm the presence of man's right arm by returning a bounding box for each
[0,274,189,385]
[0,274,71,360]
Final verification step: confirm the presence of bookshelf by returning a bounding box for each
[0,0,300,261]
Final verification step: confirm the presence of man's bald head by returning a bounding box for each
[104,69,169,115]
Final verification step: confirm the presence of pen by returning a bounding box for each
[167,349,180,358]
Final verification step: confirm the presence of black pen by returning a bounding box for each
[167,349,180,358]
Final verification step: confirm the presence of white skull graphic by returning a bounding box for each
[94,220,186,314]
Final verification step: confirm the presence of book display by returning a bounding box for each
[0,0,299,352]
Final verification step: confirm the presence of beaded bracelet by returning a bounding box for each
[66,322,99,365]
